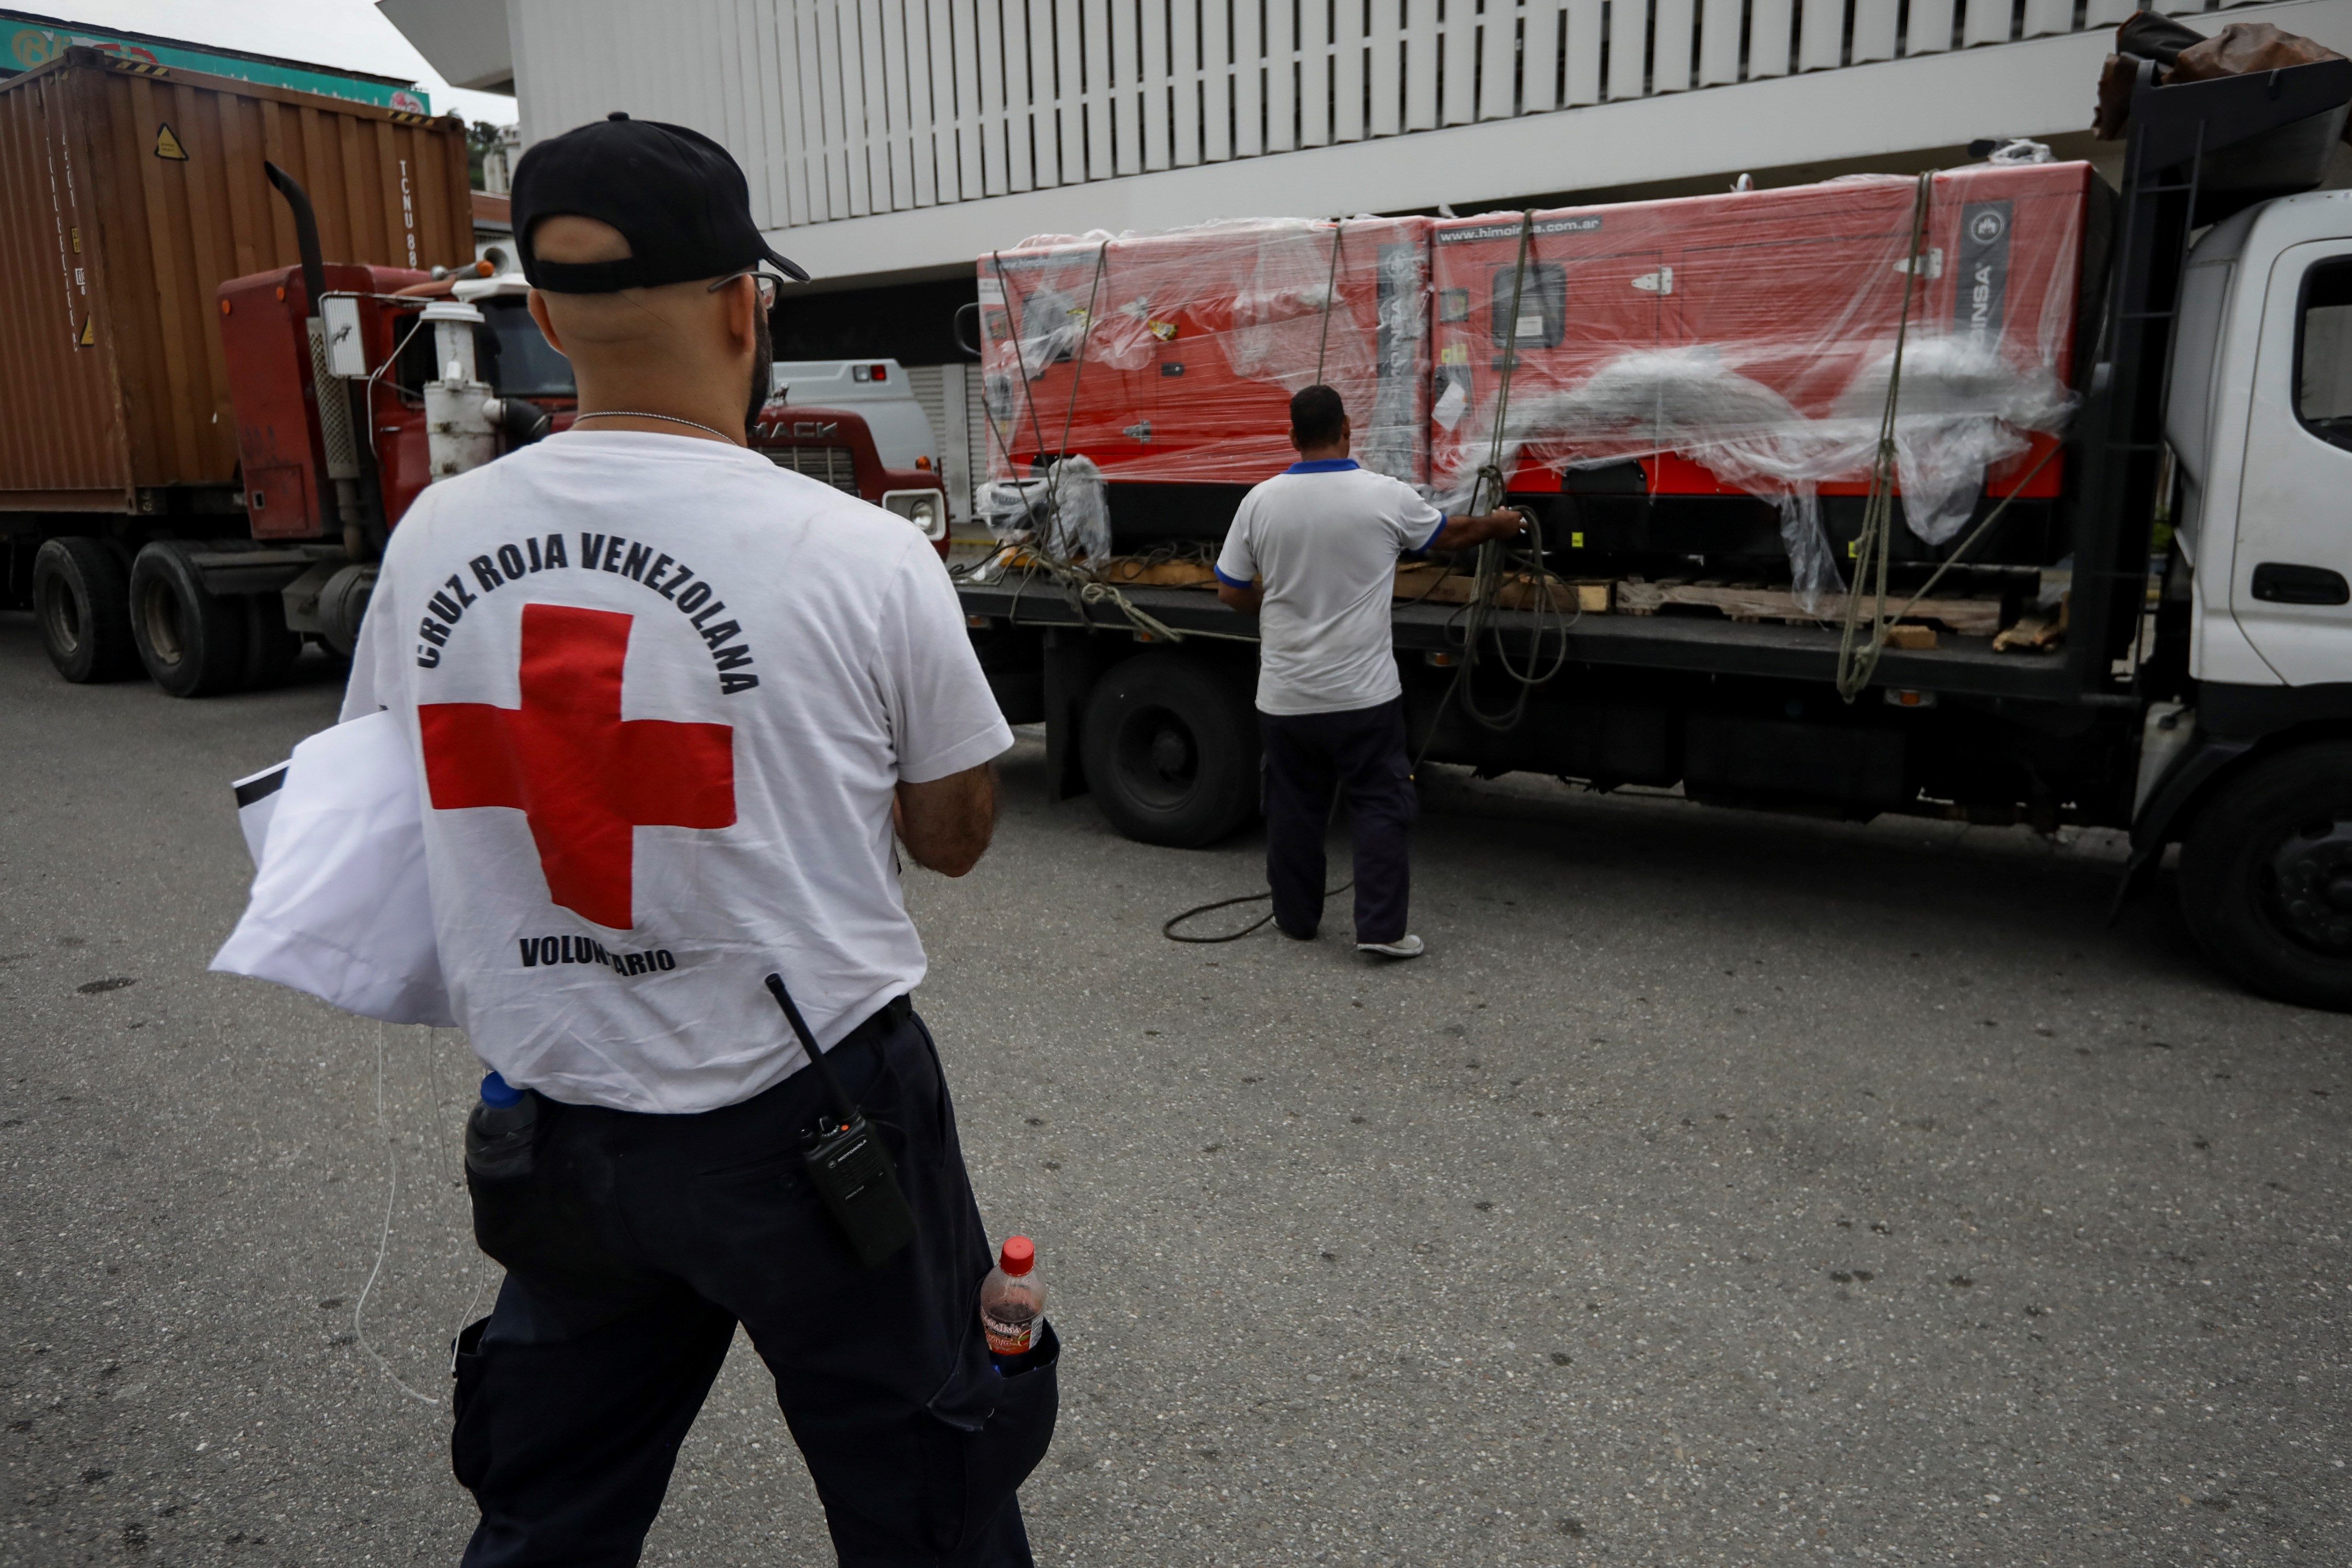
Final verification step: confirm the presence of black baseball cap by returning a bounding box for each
[511,112,809,292]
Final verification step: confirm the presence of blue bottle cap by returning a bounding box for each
[479,1070,524,1108]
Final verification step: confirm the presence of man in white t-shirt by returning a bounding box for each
[1215,385,1524,959]
[341,116,1054,1567]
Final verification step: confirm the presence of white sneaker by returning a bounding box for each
[1356,934,1425,960]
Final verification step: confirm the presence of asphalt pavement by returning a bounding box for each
[2,608,2346,1566]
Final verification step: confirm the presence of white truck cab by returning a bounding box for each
[770,359,941,475]
[2169,189,2352,690]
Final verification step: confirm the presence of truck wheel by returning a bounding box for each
[2179,741,2352,1011]
[1079,653,1259,847]
[240,592,304,691]
[129,541,248,698]
[31,537,137,682]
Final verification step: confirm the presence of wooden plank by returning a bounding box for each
[1394,564,1610,610]
[2083,0,2138,24]
[1615,580,2003,635]
[1099,557,1219,585]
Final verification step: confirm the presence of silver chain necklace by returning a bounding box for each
[571,410,742,446]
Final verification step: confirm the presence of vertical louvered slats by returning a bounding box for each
[1332,0,1368,139]
[1904,0,1957,55]
[1368,0,1403,132]
[500,0,2145,247]
[1851,0,1899,63]
[1518,0,1560,111]
[1961,0,2013,48]
[1746,0,1795,76]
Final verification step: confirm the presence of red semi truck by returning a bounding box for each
[3,50,944,699]
[957,58,2352,1011]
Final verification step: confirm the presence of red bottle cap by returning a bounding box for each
[999,1235,1035,1276]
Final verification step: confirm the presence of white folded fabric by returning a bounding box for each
[210,711,455,1027]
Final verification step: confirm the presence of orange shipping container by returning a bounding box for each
[0,47,471,514]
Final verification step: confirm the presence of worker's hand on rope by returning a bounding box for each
[1429,508,1531,552]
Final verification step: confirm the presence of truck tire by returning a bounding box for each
[129,541,248,698]
[240,592,304,691]
[1079,653,1259,847]
[31,537,137,683]
[2178,741,2352,1012]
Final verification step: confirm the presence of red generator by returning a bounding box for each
[1428,163,2095,572]
[976,217,1433,544]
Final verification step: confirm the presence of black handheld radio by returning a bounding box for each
[763,974,917,1269]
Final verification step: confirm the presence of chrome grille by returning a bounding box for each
[765,445,859,494]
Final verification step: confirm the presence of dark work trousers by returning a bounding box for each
[451,1005,1058,1568]
[1260,697,1417,944]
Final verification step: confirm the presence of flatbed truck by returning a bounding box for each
[957,57,2352,1012]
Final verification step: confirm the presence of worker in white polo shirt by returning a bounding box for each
[1214,385,1526,958]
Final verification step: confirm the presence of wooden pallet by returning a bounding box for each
[1393,564,1611,613]
[1614,579,2003,637]
[1096,558,1219,587]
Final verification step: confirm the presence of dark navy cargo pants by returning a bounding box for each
[1260,696,1417,944]
[450,1006,1057,1568]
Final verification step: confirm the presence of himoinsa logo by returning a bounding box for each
[1952,201,2012,349]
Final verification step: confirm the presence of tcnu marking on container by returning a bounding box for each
[400,158,417,269]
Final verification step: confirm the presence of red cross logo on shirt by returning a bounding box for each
[418,603,735,930]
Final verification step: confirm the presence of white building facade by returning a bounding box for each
[386,0,2350,287]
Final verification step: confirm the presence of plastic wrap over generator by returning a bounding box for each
[972,163,2093,584]
[977,217,1434,506]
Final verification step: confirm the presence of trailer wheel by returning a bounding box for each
[31,537,138,683]
[1079,653,1259,848]
[129,541,248,698]
[2179,741,2352,1012]
[240,592,304,691]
